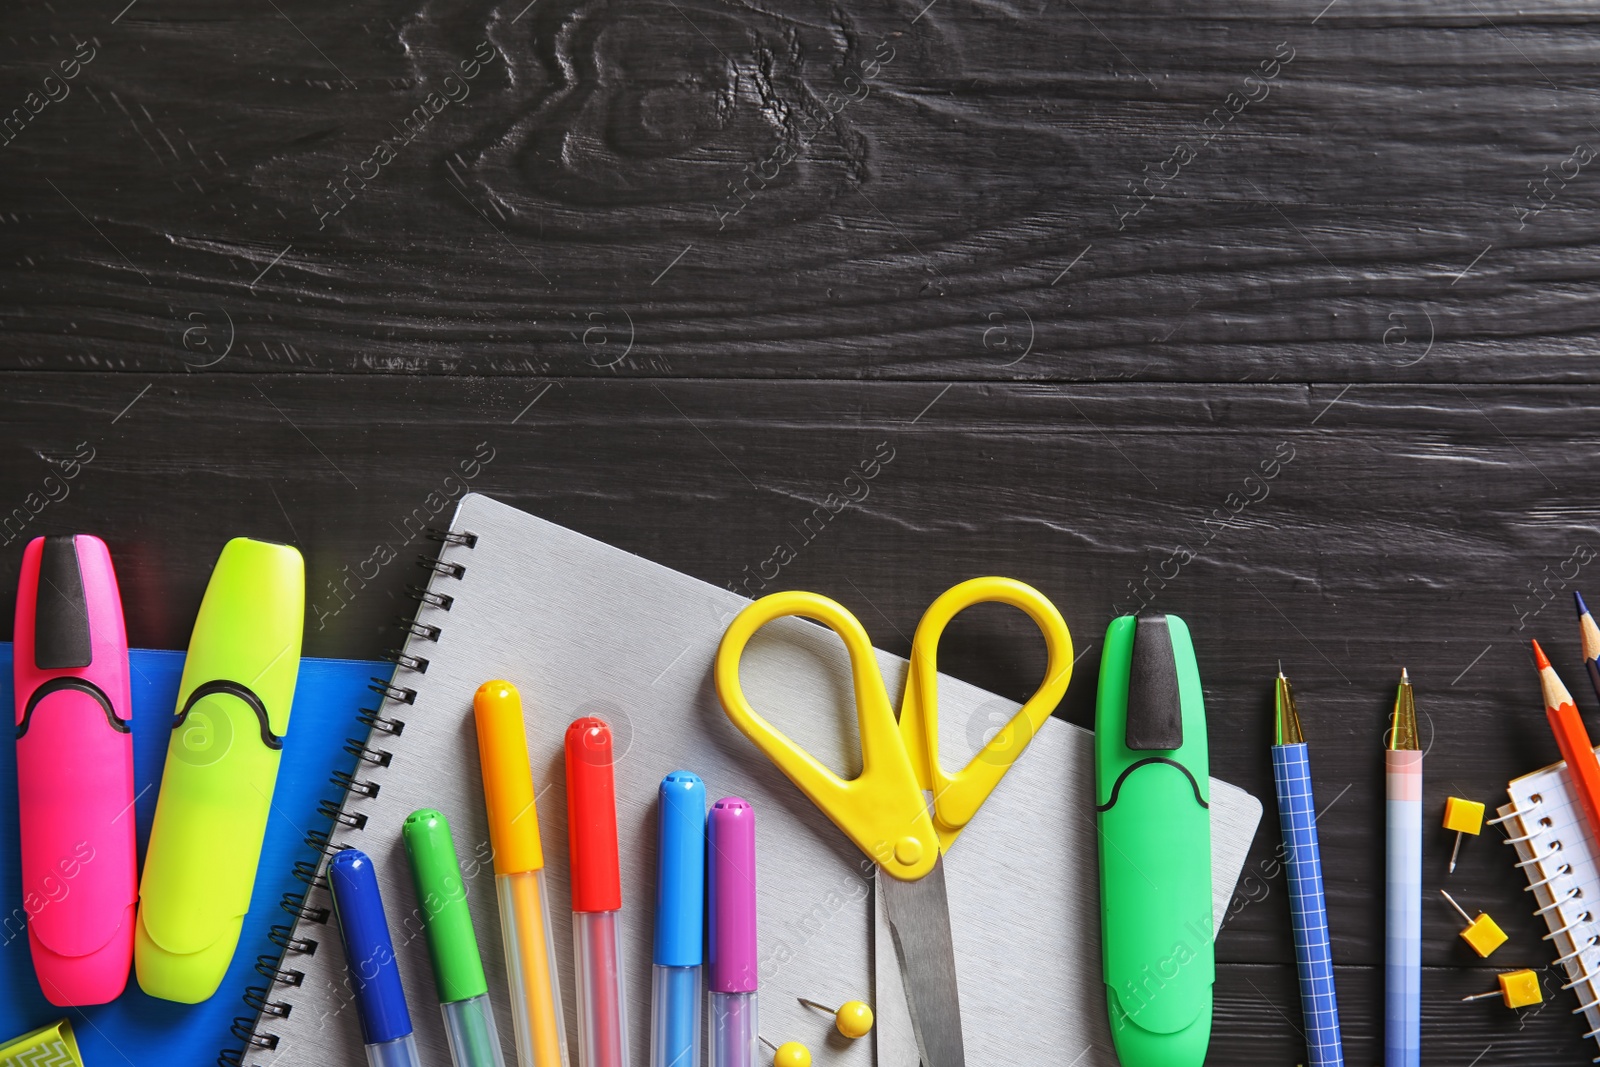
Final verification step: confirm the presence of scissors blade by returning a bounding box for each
[879,855,966,1067]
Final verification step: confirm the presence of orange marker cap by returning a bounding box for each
[473,680,545,875]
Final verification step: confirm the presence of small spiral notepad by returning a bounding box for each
[1499,756,1600,1061]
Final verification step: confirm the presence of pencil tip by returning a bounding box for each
[1532,638,1552,671]
[1400,666,1410,684]
[1579,590,1591,618]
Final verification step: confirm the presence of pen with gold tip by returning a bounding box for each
[1385,669,1421,1067]
[1271,669,1343,1067]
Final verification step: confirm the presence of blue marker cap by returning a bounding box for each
[654,771,706,966]
[328,848,414,1045]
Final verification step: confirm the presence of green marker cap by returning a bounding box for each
[401,808,488,1003]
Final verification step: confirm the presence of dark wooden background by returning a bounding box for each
[5,0,1600,1062]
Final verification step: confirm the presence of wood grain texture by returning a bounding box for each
[0,373,1597,1057]
[5,1,1600,377]
[8,0,1600,1058]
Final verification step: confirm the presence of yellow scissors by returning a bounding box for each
[714,576,1074,1067]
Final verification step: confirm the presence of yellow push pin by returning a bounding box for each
[758,1035,811,1067]
[1462,968,1544,1009]
[1442,796,1485,873]
[798,997,874,1039]
[1439,889,1508,958]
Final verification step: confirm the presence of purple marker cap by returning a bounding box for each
[708,797,757,993]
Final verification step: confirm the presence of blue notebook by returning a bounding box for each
[0,644,385,1067]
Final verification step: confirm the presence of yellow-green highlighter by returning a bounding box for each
[1095,613,1213,1067]
[135,537,304,1002]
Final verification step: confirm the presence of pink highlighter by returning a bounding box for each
[13,534,137,1005]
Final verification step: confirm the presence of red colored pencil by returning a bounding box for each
[1532,639,1600,848]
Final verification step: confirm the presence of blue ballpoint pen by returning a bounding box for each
[1272,670,1343,1067]
[328,848,424,1067]
[651,772,706,1067]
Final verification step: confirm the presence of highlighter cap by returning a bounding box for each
[328,849,413,1045]
[708,797,757,993]
[473,680,545,876]
[401,809,488,1004]
[565,716,622,913]
[654,771,707,967]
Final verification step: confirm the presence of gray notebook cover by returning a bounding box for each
[250,492,1261,1066]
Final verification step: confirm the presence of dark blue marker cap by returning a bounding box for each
[654,771,706,967]
[328,848,414,1045]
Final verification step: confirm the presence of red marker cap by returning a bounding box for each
[565,716,623,912]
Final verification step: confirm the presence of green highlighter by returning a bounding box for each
[402,809,507,1067]
[1095,613,1213,1066]
[135,537,304,1003]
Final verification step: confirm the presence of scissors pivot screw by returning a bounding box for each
[893,836,923,866]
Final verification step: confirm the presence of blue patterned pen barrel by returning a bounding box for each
[1272,672,1344,1067]
[1272,742,1343,1067]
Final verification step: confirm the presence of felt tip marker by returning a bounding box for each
[328,849,422,1067]
[14,534,136,1006]
[474,681,569,1067]
[708,798,758,1067]
[402,808,507,1067]
[651,772,706,1067]
[567,716,630,1067]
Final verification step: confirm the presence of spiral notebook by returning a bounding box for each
[237,492,1262,1067]
[0,644,385,1067]
[1500,760,1600,1058]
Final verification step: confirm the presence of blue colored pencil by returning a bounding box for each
[1273,670,1343,1067]
[1385,669,1422,1067]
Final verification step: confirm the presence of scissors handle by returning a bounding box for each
[900,577,1074,850]
[714,591,942,881]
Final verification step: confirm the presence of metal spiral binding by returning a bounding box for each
[332,767,382,796]
[224,526,475,1066]
[355,707,405,736]
[291,860,325,888]
[279,891,329,924]
[1502,786,1600,1060]
[344,737,393,767]
[266,923,316,955]
[255,953,305,987]
[388,650,430,673]
[243,986,293,1019]
[318,796,369,829]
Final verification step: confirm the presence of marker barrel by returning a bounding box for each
[709,992,757,1067]
[708,798,757,1067]
[567,716,629,1067]
[652,772,706,1067]
[443,994,506,1067]
[574,909,630,1067]
[1384,749,1422,1067]
[497,869,568,1067]
[366,1035,424,1067]
[651,965,701,1067]
[328,849,421,1067]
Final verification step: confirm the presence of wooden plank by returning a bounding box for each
[1216,963,1595,1063]
[4,2,1600,376]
